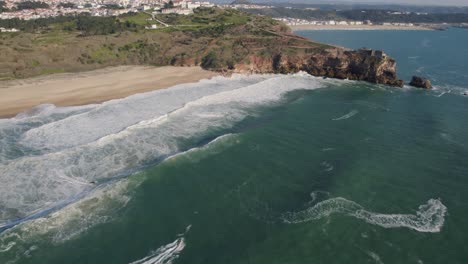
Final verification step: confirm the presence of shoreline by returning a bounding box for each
[0,66,219,118]
[290,24,433,31]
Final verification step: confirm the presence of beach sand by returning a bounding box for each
[0,66,219,118]
[290,24,432,31]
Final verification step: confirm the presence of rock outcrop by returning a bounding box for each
[409,76,432,89]
[233,48,404,87]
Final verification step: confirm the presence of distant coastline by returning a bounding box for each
[290,24,433,31]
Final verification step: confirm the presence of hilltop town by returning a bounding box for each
[0,0,217,20]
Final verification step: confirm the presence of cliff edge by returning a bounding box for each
[232,48,403,87]
[0,8,403,87]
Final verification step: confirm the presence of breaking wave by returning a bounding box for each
[129,225,191,264]
[0,177,140,263]
[0,72,324,231]
[281,192,447,233]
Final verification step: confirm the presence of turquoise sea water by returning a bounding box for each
[0,28,467,264]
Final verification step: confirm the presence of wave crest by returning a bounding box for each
[281,193,447,233]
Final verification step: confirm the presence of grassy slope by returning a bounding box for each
[0,8,331,79]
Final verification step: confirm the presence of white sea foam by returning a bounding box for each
[321,148,335,152]
[0,177,139,263]
[320,161,334,172]
[366,251,384,264]
[0,73,324,230]
[0,132,235,263]
[0,104,97,164]
[18,75,273,152]
[129,237,185,264]
[332,110,359,121]
[281,193,447,233]
[129,226,190,264]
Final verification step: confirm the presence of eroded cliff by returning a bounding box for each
[232,48,403,87]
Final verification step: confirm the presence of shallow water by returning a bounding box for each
[1,29,467,264]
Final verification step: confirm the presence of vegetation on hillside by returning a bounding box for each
[0,1,8,13]
[57,2,76,8]
[0,7,331,79]
[16,1,49,10]
[164,0,174,9]
[76,15,138,36]
[0,14,139,35]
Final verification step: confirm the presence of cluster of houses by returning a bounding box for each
[159,1,214,15]
[0,0,215,20]
[275,18,371,26]
[228,3,273,10]
[0,27,19,32]
[382,22,415,27]
[276,17,417,28]
[0,7,131,20]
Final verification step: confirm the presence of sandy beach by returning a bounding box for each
[290,24,432,31]
[0,66,219,118]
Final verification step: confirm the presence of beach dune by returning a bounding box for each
[0,66,219,118]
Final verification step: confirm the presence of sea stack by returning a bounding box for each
[409,76,432,89]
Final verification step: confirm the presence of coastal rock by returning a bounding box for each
[233,48,404,87]
[409,76,432,89]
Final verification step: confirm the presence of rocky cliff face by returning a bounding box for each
[232,48,404,87]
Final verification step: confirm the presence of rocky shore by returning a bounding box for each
[231,48,403,87]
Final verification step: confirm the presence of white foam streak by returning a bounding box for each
[0,73,324,229]
[332,110,359,121]
[130,237,186,264]
[130,225,191,264]
[0,177,138,262]
[281,196,447,233]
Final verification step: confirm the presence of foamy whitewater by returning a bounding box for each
[0,73,326,230]
[129,225,191,264]
[281,192,447,233]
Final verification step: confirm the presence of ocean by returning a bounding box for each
[0,28,467,264]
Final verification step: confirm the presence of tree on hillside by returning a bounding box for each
[0,1,7,13]
[16,1,49,10]
[164,0,174,9]
[201,51,220,69]
[57,2,76,8]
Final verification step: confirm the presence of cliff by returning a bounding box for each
[0,8,403,87]
[231,48,403,87]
